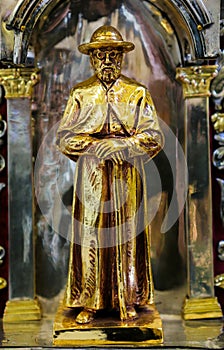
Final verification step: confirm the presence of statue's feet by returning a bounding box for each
[76,309,96,324]
[125,306,138,320]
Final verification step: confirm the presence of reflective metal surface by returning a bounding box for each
[34,49,72,299]
[176,66,218,98]
[0,118,7,138]
[213,149,224,170]
[55,26,164,339]
[0,246,5,265]
[0,154,5,172]
[0,183,5,192]
[7,98,34,299]
[32,0,186,303]
[0,277,7,290]
[1,288,224,348]
[3,0,219,64]
[210,58,224,296]
[176,66,222,319]
[216,179,224,227]
[0,0,221,332]
[0,67,42,321]
[218,240,224,261]
[211,113,224,133]
[186,98,214,298]
[0,68,39,98]
[53,303,163,346]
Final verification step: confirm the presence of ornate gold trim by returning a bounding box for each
[3,298,41,322]
[214,274,224,288]
[176,66,218,98]
[182,296,222,320]
[211,113,224,133]
[0,68,39,98]
[0,277,7,289]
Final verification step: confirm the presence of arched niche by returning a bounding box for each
[5,0,213,64]
[1,0,218,299]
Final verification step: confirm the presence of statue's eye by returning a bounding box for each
[96,51,105,59]
[109,51,117,59]
[94,50,120,60]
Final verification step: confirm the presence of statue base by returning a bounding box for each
[182,296,222,320]
[53,303,163,346]
[3,298,41,322]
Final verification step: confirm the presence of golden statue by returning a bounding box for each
[55,25,164,344]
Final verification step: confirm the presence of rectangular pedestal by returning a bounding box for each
[53,304,163,346]
[182,296,222,320]
[3,298,41,322]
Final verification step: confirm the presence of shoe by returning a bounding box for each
[75,309,96,324]
[126,306,138,320]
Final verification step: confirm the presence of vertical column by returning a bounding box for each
[0,68,41,322]
[176,66,222,320]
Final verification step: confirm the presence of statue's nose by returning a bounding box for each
[105,53,112,64]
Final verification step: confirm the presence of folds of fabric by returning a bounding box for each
[56,73,163,318]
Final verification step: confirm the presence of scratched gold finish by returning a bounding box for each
[55,25,164,344]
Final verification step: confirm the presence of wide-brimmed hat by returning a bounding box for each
[78,25,135,55]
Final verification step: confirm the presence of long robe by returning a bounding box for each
[56,74,164,318]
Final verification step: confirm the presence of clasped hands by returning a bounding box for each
[94,139,127,164]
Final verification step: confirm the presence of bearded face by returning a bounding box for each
[90,47,123,84]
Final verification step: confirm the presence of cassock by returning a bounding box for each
[56,73,164,319]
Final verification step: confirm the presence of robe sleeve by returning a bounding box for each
[56,92,99,161]
[125,88,164,162]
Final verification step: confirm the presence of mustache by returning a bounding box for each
[101,65,116,71]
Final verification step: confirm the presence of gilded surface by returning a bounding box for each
[53,302,163,346]
[211,113,224,133]
[0,68,39,98]
[56,25,164,327]
[176,66,218,98]
[177,65,223,320]
[3,299,41,322]
[182,297,222,320]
